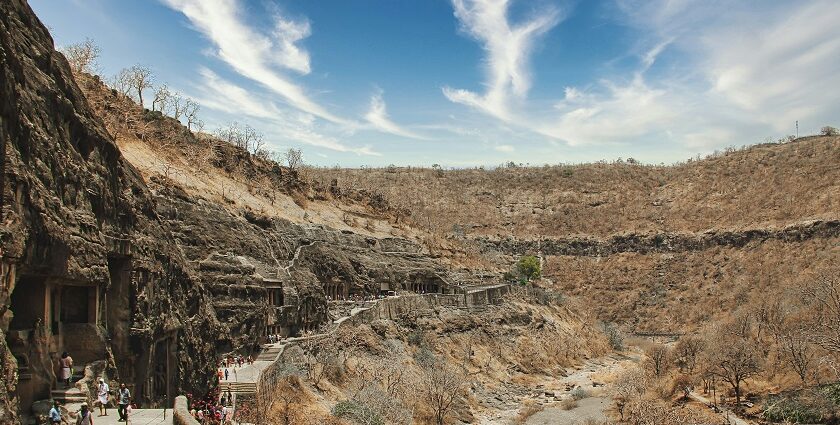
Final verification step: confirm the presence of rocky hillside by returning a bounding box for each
[0,0,217,420]
[313,137,840,238]
[314,137,840,332]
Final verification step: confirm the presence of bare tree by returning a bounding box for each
[802,272,840,353]
[645,344,670,377]
[673,335,705,373]
[124,65,153,107]
[151,84,171,113]
[703,326,763,407]
[183,98,200,131]
[419,361,465,425]
[285,148,303,172]
[778,323,818,386]
[612,366,648,421]
[170,93,185,121]
[61,38,100,74]
[112,68,133,97]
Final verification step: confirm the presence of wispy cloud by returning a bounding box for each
[187,69,379,155]
[442,0,563,121]
[494,144,515,153]
[364,89,425,139]
[160,0,351,125]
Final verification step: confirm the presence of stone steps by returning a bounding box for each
[51,387,88,403]
[219,381,257,394]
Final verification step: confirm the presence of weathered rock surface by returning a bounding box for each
[0,0,217,420]
[473,219,840,257]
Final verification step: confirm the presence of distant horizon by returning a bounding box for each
[31,0,840,168]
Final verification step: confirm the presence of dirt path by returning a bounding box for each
[474,354,632,424]
[689,392,753,425]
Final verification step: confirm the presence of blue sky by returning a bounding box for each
[31,0,840,167]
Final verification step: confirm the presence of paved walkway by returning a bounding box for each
[92,409,173,425]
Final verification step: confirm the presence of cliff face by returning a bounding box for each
[0,0,217,420]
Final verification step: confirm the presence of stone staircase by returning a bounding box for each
[51,387,88,404]
[256,345,282,362]
[219,381,257,394]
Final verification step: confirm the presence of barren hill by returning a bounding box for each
[313,138,840,332]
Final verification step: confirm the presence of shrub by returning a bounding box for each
[821,126,839,136]
[332,400,384,425]
[560,398,578,410]
[516,255,541,282]
[570,387,589,400]
[601,322,624,351]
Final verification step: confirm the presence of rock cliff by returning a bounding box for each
[0,0,217,420]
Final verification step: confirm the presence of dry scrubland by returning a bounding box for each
[63,48,840,423]
[311,137,840,238]
[236,290,608,424]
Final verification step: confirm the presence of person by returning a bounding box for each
[76,402,93,425]
[224,368,229,380]
[96,378,109,416]
[221,404,228,423]
[125,403,132,424]
[49,400,61,425]
[59,352,74,388]
[226,389,232,406]
[117,383,131,422]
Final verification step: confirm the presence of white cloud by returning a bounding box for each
[186,69,379,155]
[364,90,425,139]
[494,144,515,152]
[442,0,562,121]
[160,0,351,125]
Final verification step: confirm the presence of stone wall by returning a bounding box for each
[173,396,200,425]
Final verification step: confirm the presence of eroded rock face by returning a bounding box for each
[153,183,454,353]
[0,0,217,419]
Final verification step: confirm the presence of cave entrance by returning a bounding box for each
[142,333,177,407]
[324,278,346,300]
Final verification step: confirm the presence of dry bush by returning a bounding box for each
[514,402,544,424]
[560,398,578,410]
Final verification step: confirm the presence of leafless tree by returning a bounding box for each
[645,344,670,377]
[125,65,153,107]
[612,366,648,421]
[703,325,763,406]
[802,272,840,353]
[183,98,200,131]
[778,323,818,386]
[170,93,185,121]
[151,84,171,113]
[419,361,465,425]
[285,148,303,171]
[61,38,100,74]
[112,68,132,97]
[673,335,705,373]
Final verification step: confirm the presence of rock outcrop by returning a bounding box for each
[0,0,217,420]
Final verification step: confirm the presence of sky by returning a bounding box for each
[30,0,840,167]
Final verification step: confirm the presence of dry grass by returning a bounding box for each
[311,137,840,238]
[514,401,545,424]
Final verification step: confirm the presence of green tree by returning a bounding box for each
[516,256,541,283]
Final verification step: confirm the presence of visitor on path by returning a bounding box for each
[224,368,229,380]
[76,403,93,425]
[117,383,131,421]
[125,403,132,424]
[221,405,228,423]
[96,378,109,416]
[49,400,61,425]
[59,352,74,388]
[226,390,233,406]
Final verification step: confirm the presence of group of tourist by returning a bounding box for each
[267,333,285,344]
[220,354,252,369]
[188,390,231,424]
[48,379,132,424]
